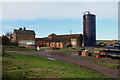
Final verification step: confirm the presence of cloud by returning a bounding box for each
[1,2,118,21]
[3,26,15,29]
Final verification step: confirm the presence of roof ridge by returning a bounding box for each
[56,34,81,36]
[14,29,35,35]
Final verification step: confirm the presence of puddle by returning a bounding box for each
[47,57,55,60]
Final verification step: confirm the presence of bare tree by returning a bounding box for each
[2,34,10,46]
[5,32,12,39]
[2,32,14,46]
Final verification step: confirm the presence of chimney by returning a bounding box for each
[19,28,22,30]
[23,27,26,30]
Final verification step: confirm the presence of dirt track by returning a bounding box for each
[5,51,120,78]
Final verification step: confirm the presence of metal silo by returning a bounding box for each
[83,11,96,47]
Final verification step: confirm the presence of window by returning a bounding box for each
[59,43,61,46]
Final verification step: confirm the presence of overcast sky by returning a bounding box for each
[0,1,118,40]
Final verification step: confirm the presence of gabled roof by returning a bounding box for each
[36,34,82,44]
[48,33,57,36]
[50,34,82,43]
[14,29,35,35]
[56,34,81,37]
[35,38,50,41]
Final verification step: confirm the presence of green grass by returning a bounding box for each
[2,52,108,78]
[97,41,110,43]
[93,61,120,68]
[52,48,80,52]
[6,49,44,52]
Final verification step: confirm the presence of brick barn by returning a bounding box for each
[11,27,36,48]
[35,33,83,49]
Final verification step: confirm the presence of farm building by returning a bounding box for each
[11,27,36,48]
[35,33,83,49]
[35,38,50,47]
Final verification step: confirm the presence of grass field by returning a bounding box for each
[93,61,120,68]
[97,40,110,43]
[2,52,108,78]
[6,49,44,52]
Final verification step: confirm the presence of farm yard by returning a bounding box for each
[3,50,120,79]
[1,2,119,79]
[3,52,108,79]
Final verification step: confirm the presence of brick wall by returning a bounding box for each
[50,42,63,49]
[16,35,35,42]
